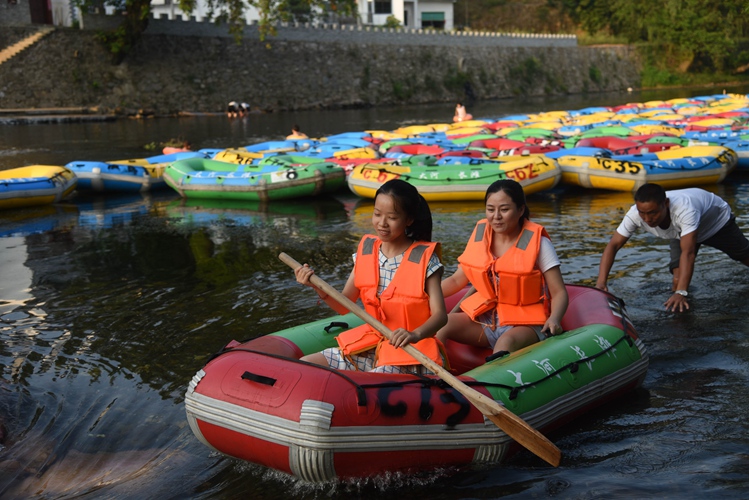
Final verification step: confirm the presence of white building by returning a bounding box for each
[357,1,455,30]
[149,0,455,30]
[1,0,455,31]
[149,0,259,24]
[0,0,77,27]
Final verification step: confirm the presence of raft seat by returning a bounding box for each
[243,335,304,359]
[444,340,492,375]
[442,285,628,375]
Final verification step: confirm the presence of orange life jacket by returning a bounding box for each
[335,235,446,367]
[457,219,550,327]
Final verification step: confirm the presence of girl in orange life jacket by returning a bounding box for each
[294,179,448,374]
[437,179,568,354]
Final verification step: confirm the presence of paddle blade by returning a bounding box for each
[484,410,561,467]
[445,379,562,467]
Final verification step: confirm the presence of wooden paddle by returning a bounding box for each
[279,252,562,467]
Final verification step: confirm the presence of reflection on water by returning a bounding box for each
[2,93,749,497]
[0,238,34,316]
[1,179,748,498]
[0,191,366,498]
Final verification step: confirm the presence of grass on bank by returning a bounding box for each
[576,33,630,46]
[579,32,749,90]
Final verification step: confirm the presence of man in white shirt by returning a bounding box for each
[596,183,749,312]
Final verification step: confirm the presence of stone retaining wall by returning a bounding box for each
[0,26,641,116]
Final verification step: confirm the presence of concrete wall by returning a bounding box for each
[81,12,578,48]
[0,0,32,26]
[0,26,640,116]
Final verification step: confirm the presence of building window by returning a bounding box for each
[421,12,445,29]
[374,1,391,15]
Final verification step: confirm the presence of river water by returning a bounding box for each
[1,89,749,499]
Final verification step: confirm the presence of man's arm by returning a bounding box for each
[596,232,630,291]
[663,232,697,312]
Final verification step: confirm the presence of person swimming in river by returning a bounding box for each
[286,124,308,140]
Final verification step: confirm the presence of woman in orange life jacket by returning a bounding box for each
[437,179,568,355]
[294,179,448,374]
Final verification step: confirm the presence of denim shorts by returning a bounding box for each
[477,310,545,348]
[669,215,749,271]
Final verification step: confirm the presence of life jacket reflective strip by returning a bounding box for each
[458,219,549,327]
[335,235,446,367]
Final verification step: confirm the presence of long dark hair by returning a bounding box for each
[485,179,530,220]
[375,179,433,241]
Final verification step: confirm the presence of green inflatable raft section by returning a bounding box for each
[265,312,645,419]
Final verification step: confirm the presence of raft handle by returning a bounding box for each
[485,350,510,363]
[241,371,276,386]
[324,321,349,334]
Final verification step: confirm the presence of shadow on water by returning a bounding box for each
[1,92,749,498]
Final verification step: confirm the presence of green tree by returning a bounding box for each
[454,0,576,33]
[87,0,151,64]
[559,0,749,72]
[383,15,401,28]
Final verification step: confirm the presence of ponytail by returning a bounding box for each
[407,193,433,242]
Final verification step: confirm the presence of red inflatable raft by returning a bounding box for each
[185,285,648,481]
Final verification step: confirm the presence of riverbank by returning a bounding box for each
[0,107,117,124]
[4,83,746,125]
[0,26,640,116]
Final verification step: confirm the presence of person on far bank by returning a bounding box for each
[226,101,239,118]
[294,179,448,374]
[453,102,473,123]
[437,179,568,355]
[596,183,749,312]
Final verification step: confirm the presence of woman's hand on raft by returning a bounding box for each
[541,318,563,337]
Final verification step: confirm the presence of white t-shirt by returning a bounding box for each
[537,237,561,272]
[617,188,731,242]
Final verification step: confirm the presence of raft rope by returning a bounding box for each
[611,158,727,172]
[209,294,637,407]
[470,331,634,401]
[452,293,636,400]
[219,329,632,408]
[351,329,633,402]
[358,294,637,402]
[364,159,551,183]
